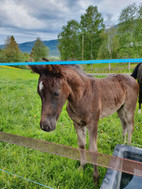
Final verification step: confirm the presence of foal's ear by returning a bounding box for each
[42,58,64,76]
[28,65,45,75]
[28,65,64,77]
[42,57,50,62]
[45,65,64,76]
[28,58,50,74]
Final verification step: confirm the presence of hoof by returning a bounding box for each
[78,162,86,171]
[78,166,84,171]
[138,109,141,114]
[78,164,85,171]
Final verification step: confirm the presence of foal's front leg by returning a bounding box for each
[74,123,86,168]
[87,121,100,183]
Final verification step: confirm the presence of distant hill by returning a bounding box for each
[0,39,60,57]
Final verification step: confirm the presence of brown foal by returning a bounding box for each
[29,60,138,182]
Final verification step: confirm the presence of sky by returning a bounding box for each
[0,0,141,45]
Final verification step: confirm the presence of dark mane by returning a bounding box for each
[63,64,81,71]
[63,64,93,78]
[41,58,93,78]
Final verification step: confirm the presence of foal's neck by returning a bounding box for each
[66,68,91,103]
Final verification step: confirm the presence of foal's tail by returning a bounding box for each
[131,62,142,79]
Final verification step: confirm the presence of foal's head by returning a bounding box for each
[29,63,70,132]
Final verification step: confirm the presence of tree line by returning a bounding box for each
[58,3,142,60]
[0,37,49,63]
[0,3,141,63]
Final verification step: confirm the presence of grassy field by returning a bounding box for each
[0,66,142,189]
[83,62,137,74]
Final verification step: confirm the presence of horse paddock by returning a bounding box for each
[0,60,142,188]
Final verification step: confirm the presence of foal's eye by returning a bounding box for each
[53,90,60,97]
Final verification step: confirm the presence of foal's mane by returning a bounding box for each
[63,64,93,78]
[44,64,92,78]
[29,58,93,79]
[64,64,82,73]
[42,58,93,78]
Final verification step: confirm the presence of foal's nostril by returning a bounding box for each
[40,118,56,132]
[40,120,51,132]
[42,126,50,132]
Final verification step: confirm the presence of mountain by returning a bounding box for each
[0,39,60,57]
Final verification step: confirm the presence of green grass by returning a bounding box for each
[82,62,137,74]
[0,66,142,189]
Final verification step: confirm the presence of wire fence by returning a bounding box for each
[0,168,54,189]
[83,62,135,74]
[1,132,142,178]
[1,58,142,66]
[1,58,142,75]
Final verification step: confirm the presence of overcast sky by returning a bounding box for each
[0,0,141,45]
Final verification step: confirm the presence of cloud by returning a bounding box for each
[0,0,141,44]
[0,0,45,29]
[99,0,142,23]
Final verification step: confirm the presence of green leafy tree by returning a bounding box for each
[98,14,119,59]
[80,5,105,60]
[31,38,49,61]
[4,36,22,62]
[134,4,142,57]
[98,28,119,59]
[23,52,30,61]
[117,3,138,58]
[0,49,5,62]
[58,20,81,60]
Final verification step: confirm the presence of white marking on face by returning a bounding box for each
[39,81,44,91]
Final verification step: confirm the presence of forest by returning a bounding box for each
[0,3,142,63]
[58,3,142,60]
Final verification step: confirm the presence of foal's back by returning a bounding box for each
[93,74,139,119]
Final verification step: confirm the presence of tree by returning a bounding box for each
[58,20,81,60]
[0,49,5,62]
[117,3,138,58]
[31,38,49,61]
[80,5,105,60]
[4,36,22,62]
[23,52,30,62]
[134,4,142,57]
[98,14,119,60]
[58,5,105,61]
[98,28,119,59]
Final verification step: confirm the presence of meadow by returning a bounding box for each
[0,66,142,189]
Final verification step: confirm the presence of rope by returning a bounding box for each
[0,58,142,66]
[0,168,54,189]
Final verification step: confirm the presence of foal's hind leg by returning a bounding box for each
[74,123,86,168]
[117,107,127,144]
[117,106,134,145]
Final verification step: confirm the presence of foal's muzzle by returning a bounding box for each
[40,118,56,132]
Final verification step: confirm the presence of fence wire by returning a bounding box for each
[0,131,142,178]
